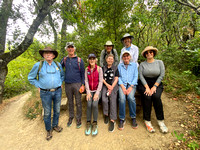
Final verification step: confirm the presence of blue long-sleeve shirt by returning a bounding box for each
[118,62,138,87]
[60,56,85,84]
[28,61,64,89]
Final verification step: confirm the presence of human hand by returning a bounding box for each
[121,86,127,95]
[144,87,152,96]
[38,88,40,93]
[79,85,85,93]
[93,94,99,101]
[86,93,92,101]
[126,86,133,95]
[150,86,157,94]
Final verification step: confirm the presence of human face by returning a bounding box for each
[123,37,131,47]
[66,45,75,56]
[122,53,130,64]
[106,56,114,66]
[89,57,96,67]
[43,52,55,62]
[145,50,154,59]
[105,45,113,53]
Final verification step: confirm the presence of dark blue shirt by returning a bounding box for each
[60,56,85,84]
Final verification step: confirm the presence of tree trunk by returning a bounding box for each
[0,0,56,103]
[0,0,13,54]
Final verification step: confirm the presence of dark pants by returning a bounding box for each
[138,77,164,121]
[65,83,82,120]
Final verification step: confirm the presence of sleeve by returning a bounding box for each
[80,59,85,85]
[100,50,105,67]
[139,62,147,86]
[132,46,139,63]
[155,60,165,84]
[84,68,90,94]
[58,63,64,82]
[113,49,119,66]
[28,62,40,88]
[95,67,103,96]
[60,57,65,68]
[118,65,123,85]
[131,63,138,85]
[119,48,123,63]
[115,68,119,77]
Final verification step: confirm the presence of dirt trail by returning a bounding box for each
[0,92,187,150]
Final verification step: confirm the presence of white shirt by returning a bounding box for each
[119,44,139,67]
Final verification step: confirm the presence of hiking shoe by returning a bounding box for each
[76,119,82,129]
[53,126,63,132]
[92,122,98,136]
[67,117,73,127]
[85,122,92,136]
[109,121,115,132]
[132,118,138,129]
[145,120,155,133]
[46,130,52,141]
[157,120,168,134]
[118,119,125,130]
[104,115,109,124]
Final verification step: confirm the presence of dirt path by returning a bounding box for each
[0,92,187,150]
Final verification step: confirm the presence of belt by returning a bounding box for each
[40,86,61,92]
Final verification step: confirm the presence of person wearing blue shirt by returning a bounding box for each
[118,51,138,130]
[28,47,64,141]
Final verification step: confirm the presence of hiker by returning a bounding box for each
[28,47,64,141]
[118,51,138,130]
[85,53,103,136]
[137,46,168,133]
[119,33,139,66]
[100,41,119,67]
[60,42,85,129]
[102,54,119,132]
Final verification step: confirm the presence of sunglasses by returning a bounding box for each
[145,51,153,55]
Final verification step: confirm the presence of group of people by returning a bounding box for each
[28,33,168,141]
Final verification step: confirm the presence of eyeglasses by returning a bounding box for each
[123,55,129,58]
[145,51,153,55]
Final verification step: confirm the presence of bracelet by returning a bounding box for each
[154,85,158,88]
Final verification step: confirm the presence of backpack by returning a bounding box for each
[37,60,61,78]
[63,56,81,71]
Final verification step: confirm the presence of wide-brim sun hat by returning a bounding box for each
[121,50,131,58]
[104,41,114,47]
[141,46,158,58]
[121,33,134,42]
[39,47,58,59]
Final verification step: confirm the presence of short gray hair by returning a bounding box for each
[105,54,114,60]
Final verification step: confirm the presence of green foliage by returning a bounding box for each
[4,55,37,99]
[187,141,199,150]
[172,131,186,142]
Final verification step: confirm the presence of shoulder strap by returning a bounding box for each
[77,57,81,71]
[37,60,44,79]
[64,57,67,67]
[55,61,61,72]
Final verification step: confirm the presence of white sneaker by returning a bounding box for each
[144,120,155,133]
[157,120,168,133]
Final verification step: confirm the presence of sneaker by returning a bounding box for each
[76,119,82,129]
[118,119,125,130]
[145,120,155,133]
[109,121,115,132]
[46,130,52,141]
[53,126,63,132]
[132,118,138,129]
[157,120,168,133]
[104,115,109,124]
[67,117,73,127]
[85,122,92,136]
[92,122,98,136]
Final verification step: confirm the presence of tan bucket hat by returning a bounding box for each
[104,41,114,47]
[141,46,158,58]
[39,47,58,59]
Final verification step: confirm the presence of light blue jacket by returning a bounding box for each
[118,62,138,87]
[28,61,64,89]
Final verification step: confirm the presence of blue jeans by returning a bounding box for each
[118,86,136,120]
[40,87,62,131]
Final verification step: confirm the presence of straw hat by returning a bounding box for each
[104,41,114,47]
[39,47,58,59]
[141,46,158,58]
